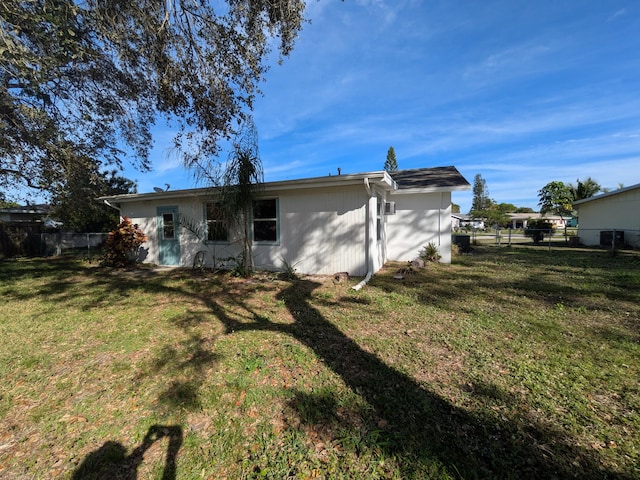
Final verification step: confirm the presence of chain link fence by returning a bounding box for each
[39,232,109,258]
[0,230,109,260]
[453,227,640,252]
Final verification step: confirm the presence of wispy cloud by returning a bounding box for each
[132,0,640,214]
[608,8,627,22]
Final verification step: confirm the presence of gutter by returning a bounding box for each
[352,178,375,291]
[102,199,122,217]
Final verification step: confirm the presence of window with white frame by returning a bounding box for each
[253,199,278,242]
[205,202,228,242]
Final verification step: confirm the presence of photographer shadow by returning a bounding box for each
[72,425,182,480]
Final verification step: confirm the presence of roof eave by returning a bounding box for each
[98,171,397,204]
[391,184,471,195]
[573,182,640,207]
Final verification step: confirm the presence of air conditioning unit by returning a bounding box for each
[384,201,396,215]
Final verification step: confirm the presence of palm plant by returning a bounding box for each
[220,118,263,276]
[568,177,601,201]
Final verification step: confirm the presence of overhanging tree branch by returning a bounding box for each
[1,0,306,199]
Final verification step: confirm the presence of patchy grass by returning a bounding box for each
[0,246,638,479]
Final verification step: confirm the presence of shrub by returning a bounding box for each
[419,242,441,262]
[280,256,300,280]
[101,217,147,267]
[524,219,554,244]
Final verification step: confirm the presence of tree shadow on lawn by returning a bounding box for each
[375,246,640,315]
[205,277,633,479]
[6,258,635,478]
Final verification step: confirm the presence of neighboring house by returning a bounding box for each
[506,213,565,229]
[451,213,463,230]
[452,213,484,230]
[0,204,50,226]
[0,204,51,257]
[99,167,470,277]
[573,183,640,248]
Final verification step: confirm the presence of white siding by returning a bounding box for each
[386,192,453,264]
[117,184,455,273]
[119,185,371,275]
[120,198,218,267]
[577,187,640,247]
[253,185,369,276]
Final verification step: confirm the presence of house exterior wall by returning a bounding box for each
[386,191,453,263]
[253,185,369,276]
[116,183,457,274]
[577,188,640,247]
[119,184,372,275]
[119,198,208,267]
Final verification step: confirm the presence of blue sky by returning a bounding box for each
[136,0,640,213]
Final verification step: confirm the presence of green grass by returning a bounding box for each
[0,246,638,479]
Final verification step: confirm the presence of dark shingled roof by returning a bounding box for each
[390,166,470,190]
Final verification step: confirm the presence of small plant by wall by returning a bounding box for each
[419,242,441,263]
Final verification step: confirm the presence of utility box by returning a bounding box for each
[600,230,624,247]
[452,234,471,253]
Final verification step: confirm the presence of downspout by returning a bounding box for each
[102,199,122,218]
[353,178,375,291]
[438,192,443,247]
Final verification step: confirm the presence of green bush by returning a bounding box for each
[524,219,554,244]
[419,242,441,262]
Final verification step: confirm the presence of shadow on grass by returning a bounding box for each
[374,245,640,313]
[6,254,637,478]
[72,425,182,480]
[270,279,633,479]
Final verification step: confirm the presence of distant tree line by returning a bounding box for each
[468,175,605,230]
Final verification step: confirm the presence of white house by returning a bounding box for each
[573,183,640,248]
[99,167,470,279]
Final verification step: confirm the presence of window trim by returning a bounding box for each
[252,198,280,244]
[204,202,230,244]
[161,212,177,240]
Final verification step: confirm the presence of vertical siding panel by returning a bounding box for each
[387,192,452,264]
[254,185,368,275]
[121,184,371,274]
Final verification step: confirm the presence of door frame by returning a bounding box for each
[156,206,180,266]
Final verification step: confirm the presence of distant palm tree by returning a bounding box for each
[568,177,601,201]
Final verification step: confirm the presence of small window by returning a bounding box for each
[162,213,175,239]
[206,202,228,242]
[253,199,278,242]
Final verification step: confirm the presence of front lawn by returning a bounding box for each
[0,246,638,479]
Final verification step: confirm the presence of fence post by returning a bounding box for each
[612,229,616,253]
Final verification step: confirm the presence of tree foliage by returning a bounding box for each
[524,219,554,244]
[515,207,535,213]
[0,192,19,208]
[470,174,492,214]
[384,146,398,172]
[538,181,573,218]
[219,117,263,276]
[568,177,601,201]
[51,168,137,232]
[1,0,305,198]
